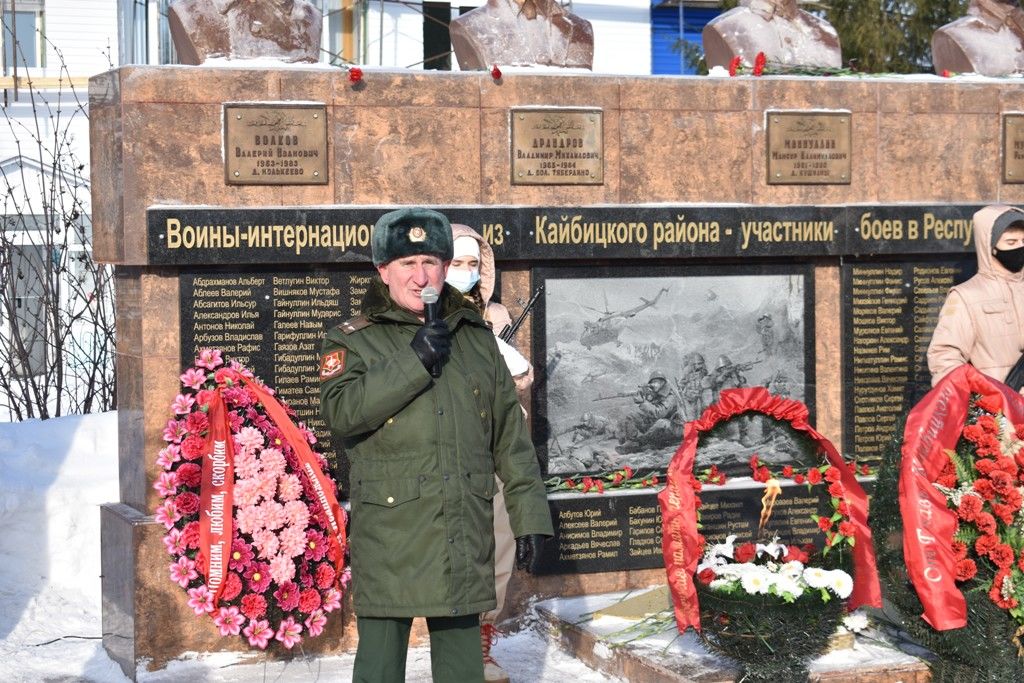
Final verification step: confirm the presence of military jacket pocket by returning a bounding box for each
[358,477,421,507]
[468,471,496,500]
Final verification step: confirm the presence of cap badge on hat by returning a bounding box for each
[408,226,426,242]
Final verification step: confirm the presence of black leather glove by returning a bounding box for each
[515,534,546,574]
[410,320,451,371]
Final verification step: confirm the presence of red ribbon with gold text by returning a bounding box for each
[900,364,1024,630]
[659,387,882,633]
[198,371,347,606]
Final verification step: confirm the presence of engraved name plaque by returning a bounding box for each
[511,108,603,186]
[1003,114,1024,184]
[766,111,851,186]
[224,103,328,186]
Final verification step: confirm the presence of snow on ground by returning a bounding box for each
[0,412,620,682]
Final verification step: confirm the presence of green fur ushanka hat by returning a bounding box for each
[371,208,454,266]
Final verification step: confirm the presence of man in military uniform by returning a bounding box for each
[615,370,681,453]
[319,208,553,682]
[709,354,749,401]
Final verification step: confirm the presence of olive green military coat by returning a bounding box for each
[320,279,553,618]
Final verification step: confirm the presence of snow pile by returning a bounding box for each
[0,412,619,682]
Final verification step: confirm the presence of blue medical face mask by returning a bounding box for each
[446,268,481,293]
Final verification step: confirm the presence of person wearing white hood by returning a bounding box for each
[448,224,534,683]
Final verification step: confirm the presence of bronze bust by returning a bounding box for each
[168,0,322,64]
[702,0,841,70]
[932,0,1024,76]
[450,0,594,70]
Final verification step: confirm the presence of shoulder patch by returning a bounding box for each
[338,315,372,335]
[319,350,346,380]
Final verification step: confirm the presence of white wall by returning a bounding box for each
[41,0,119,79]
[363,0,652,75]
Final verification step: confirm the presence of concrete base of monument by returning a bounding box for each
[534,587,932,683]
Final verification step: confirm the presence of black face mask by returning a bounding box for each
[994,245,1024,273]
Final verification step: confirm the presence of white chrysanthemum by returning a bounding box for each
[710,578,735,591]
[779,560,804,579]
[827,570,854,599]
[773,575,804,600]
[716,562,747,580]
[741,568,773,595]
[842,610,869,633]
[803,566,829,589]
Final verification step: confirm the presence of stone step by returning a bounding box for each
[534,587,931,683]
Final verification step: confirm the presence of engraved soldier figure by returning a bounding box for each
[615,371,681,454]
[678,352,713,421]
[710,355,749,400]
[756,313,776,356]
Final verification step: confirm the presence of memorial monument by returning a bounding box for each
[167,0,322,64]
[932,0,1024,76]
[90,1,1024,678]
[702,0,842,70]
[450,0,594,70]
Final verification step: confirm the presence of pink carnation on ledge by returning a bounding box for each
[234,426,264,455]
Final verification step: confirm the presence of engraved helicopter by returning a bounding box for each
[579,287,670,349]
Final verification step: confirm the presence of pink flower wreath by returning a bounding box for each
[156,349,349,649]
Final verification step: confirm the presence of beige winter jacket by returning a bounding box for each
[928,205,1024,386]
[451,223,534,399]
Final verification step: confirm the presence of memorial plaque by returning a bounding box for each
[511,108,603,185]
[179,266,375,494]
[766,111,851,185]
[1003,114,1024,184]
[842,260,974,465]
[224,103,328,185]
[536,482,836,574]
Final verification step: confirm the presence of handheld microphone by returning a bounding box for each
[420,286,442,378]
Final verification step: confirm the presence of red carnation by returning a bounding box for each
[824,466,841,483]
[612,473,624,485]
[782,465,794,478]
[978,414,1000,435]
[182,521,201,549]
[749,454,760,470]
[176,462,202,488]
[298,588,321,614]
[490,64,502,80]
[174,491,200,516]
[817,516,833,532]
[315,563,336,590]
[957,495,983,521]
[214,367,239,385]
[698,567,716,585]
[180,434,206,461]
[241,593,267,620]
[195,389,216,408]
[976,533,1000,556]
[963,424,986,443]
[993,502,1017,525]
[837,500,850,517]
[596,479,605,493]
[623,466,634,479]
[753,466,771,483]
[582,477,594,493]
[975,458,998,476]
[990,543,1015,569]
[828,482,844,498]
[941,69,952,78]
[974,479,996,500]
[651,475,660,486]
[728,55,742,77]
[839,521,856,538]
[1016,423,1024,440]
[955,558,977,581]
[976,512,998,535]
[734,543,757,563]
[807,468,823,485]
[996,456,1019,476]
[348,66,363,84]
[977,395,1003,415]
[859,463,871,476]
[952,540,968,560]
[184,412,209,434]
[978,434,1002,457]
[784,545,809,563]
[990,570,1018,609]
[753,51,767,76]
[222,572,243,601]
[793,473,805,484]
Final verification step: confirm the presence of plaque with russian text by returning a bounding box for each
[224,103,328,186]
[766,111,851,185]
[1003,114,1024,184]
[511,108,603,186]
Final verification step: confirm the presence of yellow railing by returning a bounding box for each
[0,76,90,90]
